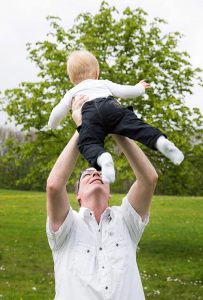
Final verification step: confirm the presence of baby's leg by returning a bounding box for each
[111,108,184,165]
[78,126,115,183]
[155,136,184,165]
[79,143,115,183]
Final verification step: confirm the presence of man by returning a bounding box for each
[46,96,158,300]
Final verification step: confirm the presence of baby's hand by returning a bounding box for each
[139,80,151,89]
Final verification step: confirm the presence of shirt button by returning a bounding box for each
[99,247,102,251]
[98,229,101,232]
[102,266,105,269]
[87,250,90,253]
[116,243,119,247]
[90,212,92,216]
[105,286,108,290]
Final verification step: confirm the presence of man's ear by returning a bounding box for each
[76,193,81,206]
[95,69,99,79]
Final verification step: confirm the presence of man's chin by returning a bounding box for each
[88,182,108,193]
[89,183,104,190]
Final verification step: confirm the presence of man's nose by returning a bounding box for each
[92,171,101,177]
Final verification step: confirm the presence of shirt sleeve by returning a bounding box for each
[120,197,149,246]
[48,92,72,129]
[104,80,145,99]
[46,207,74,251]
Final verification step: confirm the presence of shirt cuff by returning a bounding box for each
[121,197,149,246]
[122,197,149,225]
[135,83,145,96]
[46,207,74,251]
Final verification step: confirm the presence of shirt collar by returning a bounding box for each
[79,206,112,221]
[101,207,112,221]
[79,207,92,219]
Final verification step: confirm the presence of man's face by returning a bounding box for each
[76,168,110,205]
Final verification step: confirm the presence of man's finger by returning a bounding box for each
[72,95,88,109]
[75,95,88,102]
[75,96,87,105]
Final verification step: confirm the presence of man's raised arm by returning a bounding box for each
[46,131,79,232]
[113,135,158,220]
[46,96,87,232]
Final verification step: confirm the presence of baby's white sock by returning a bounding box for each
[97,152,115,183]
[155,136,184,165]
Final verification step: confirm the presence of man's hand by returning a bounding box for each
[71,95,88,127]
[139,80,151,89]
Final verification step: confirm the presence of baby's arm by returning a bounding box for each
[48,93,72,129]
[106,80,151,99]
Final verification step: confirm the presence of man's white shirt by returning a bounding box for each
[46,197,149,300]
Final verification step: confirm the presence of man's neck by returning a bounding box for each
[92,205,107,224]
[81,195,108,224]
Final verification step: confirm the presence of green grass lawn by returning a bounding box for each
[0,189,202,299]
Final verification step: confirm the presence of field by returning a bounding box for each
[0,189,202,299]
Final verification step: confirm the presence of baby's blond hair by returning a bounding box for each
[67,50,99,85]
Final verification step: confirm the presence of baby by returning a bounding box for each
[48,50,184,183]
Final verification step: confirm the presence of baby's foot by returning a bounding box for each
[156,136,184,165]
[164,142,184,165]
[97,153,115,183]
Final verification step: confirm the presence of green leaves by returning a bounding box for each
[1,1,203,194]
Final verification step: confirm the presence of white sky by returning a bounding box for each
[0,0,202,127]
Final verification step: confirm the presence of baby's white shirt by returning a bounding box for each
[48,79,145,129]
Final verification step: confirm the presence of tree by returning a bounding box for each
[2,1,203,193]
[0,127,28,189]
